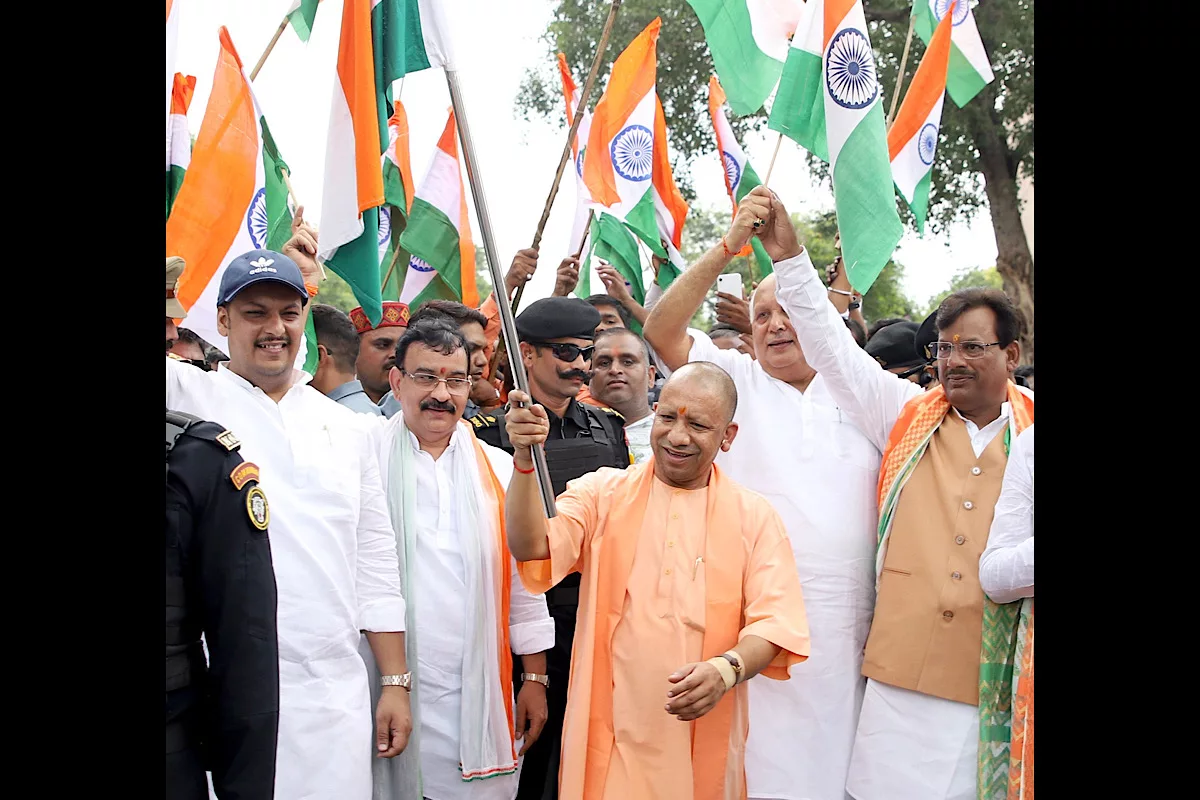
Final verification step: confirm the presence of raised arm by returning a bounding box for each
[748,187,921,450]
[644,199,762,370]
[979,425,1035,604]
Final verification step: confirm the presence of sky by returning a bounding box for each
[173,0,1002,309]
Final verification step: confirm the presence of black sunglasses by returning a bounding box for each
[529,341,595,363]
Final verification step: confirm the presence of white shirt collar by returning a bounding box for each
[406,426,460,460]
[952,400,1012,434]
[217,361,313,395]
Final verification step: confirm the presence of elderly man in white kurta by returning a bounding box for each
[165,222,411,799]
[644,200,881,800]
[362,315,554,800]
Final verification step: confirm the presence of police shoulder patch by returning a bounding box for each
[229,461,260,491]
[246,486,269,531]
[215,430,241,451]
[474,414,500,428]
[600,406,625,420]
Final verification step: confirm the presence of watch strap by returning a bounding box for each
[520,672,550,688]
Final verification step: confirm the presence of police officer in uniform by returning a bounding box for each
[473,296,630,800]
[166,410,281,799]
[865,320,932,386]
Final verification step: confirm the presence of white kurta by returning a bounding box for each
[979,424,1034,604]
[685,331,879,800]
[622,414,654,464]
[374,421,555,800]
[772,252,1033,800]
[167,359,407,800]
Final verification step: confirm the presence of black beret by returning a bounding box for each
[914,310,938,363]
[866,321,923,369]
[516,297,602,342]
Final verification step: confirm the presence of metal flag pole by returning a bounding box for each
[446,68,557,518]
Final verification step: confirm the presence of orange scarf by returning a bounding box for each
[576,461,776,799]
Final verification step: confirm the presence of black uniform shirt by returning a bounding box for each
[473,396,631,467]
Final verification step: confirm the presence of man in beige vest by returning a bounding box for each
[739,186,1034,800]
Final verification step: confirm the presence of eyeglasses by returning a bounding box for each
[930,341,1002,360]
[400,370,472,396]
[529,341,595,363]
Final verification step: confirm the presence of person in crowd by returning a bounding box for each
[760,183,1034,800]
[365,316,554,800]
[708,324,755,359]
[350,301,411,418]
[165,215,411,799]
[503,362,811,800]
[865,321,930,385]
[588,327,656,464]
[644,194,885,800]
[171,327,210,366]
[309,303,383,416]
[167,256,187,351]
[407,300,495,420]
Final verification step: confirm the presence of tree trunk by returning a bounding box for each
[964,93,1035,366]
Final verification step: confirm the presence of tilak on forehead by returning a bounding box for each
[953,333,960,342]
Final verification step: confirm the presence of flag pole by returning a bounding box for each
[447,67,557,518]
[886,14,918,129]
[250,20,289,81]
[574,209,595,259]
[279,167,327,279]
[511,0,624,315]
[763,133,784,186]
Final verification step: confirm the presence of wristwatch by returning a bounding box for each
[380,673,412,691]
[719,652,744,684]
[521,673,550,688]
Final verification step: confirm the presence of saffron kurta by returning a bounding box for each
[516,461,811,800]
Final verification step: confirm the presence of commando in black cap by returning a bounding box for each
[516,296,602,342]
[866,321,923,371]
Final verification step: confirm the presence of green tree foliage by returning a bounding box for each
[314,270,360,314]
[921,265,1002,318]
[475,245,494,299]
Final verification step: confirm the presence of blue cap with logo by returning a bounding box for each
[217,249,309,307]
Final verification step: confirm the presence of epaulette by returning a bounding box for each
[167,352,186,361]
[470,413,501,429]
[599,406,625,420]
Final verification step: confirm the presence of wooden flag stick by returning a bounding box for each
[886,14,918,130]
[380,242,406,294]
[574,209,596,259]
[511,0,624,315]
[250,20,289,82]
[763,133,785,186]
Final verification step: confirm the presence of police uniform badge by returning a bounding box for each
[216,429,241,451]
[229,462,260,490]
[246,486,270,531]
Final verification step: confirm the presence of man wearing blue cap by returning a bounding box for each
[165,215,411,800]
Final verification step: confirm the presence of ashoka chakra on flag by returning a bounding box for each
[410,256,434,273]
[247,188,269,248]
[826,29,879,110]
[918,123,938,166]
[611,125,653,182]
[935,0,970,26]
[378,207,391,246]
[723,152,742,193]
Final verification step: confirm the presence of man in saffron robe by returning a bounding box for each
[504,362,811,800]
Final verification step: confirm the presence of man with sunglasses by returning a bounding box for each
[475,296,631,800]
[865,321,932,387]
[755,182,1035,800]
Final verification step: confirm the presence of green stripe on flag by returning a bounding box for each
[750,237,773,278]
[595,213,646,305]
[734,161,763,204]
[832,103,903,294]
[908,170,933,235]
[260,118,294,252]
[623,192,668,259]
[326,207,385,325]
[166,165,187,221]
[945,44,989,107]
[373,0,435,153]
[768,48,828,163]
[397,195,467,306]
[302,312,320,375]
[685,0,784,116]
[287,0,320,43]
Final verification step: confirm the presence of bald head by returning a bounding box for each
[664,361,738,422]
[750,273,777,316]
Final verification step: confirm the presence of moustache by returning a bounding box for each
[420,398,457,413]
[945,368,974,378]
[256,337,291,347]
[558,369,592,382]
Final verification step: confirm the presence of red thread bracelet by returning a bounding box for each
[721,236,736,257]
[513,463,535,475]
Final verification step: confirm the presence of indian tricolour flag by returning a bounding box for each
[380,99,416,301]
[684,0,804,115]
[768,0,902,292]
[888,5,953,234]
[166,0,180,135]
[319,0,386,327]
[372,0,453,158]
[558,53,594,256]
[166,27,298,367]
[583,17,666,260]
[651,95,689,289]
[913,0,994,108]
[395,109,479,309]
[286,0,320,42]
[708,75,774,277]
[166,73,196,221]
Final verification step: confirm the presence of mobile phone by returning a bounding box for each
[716,273,743,299]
